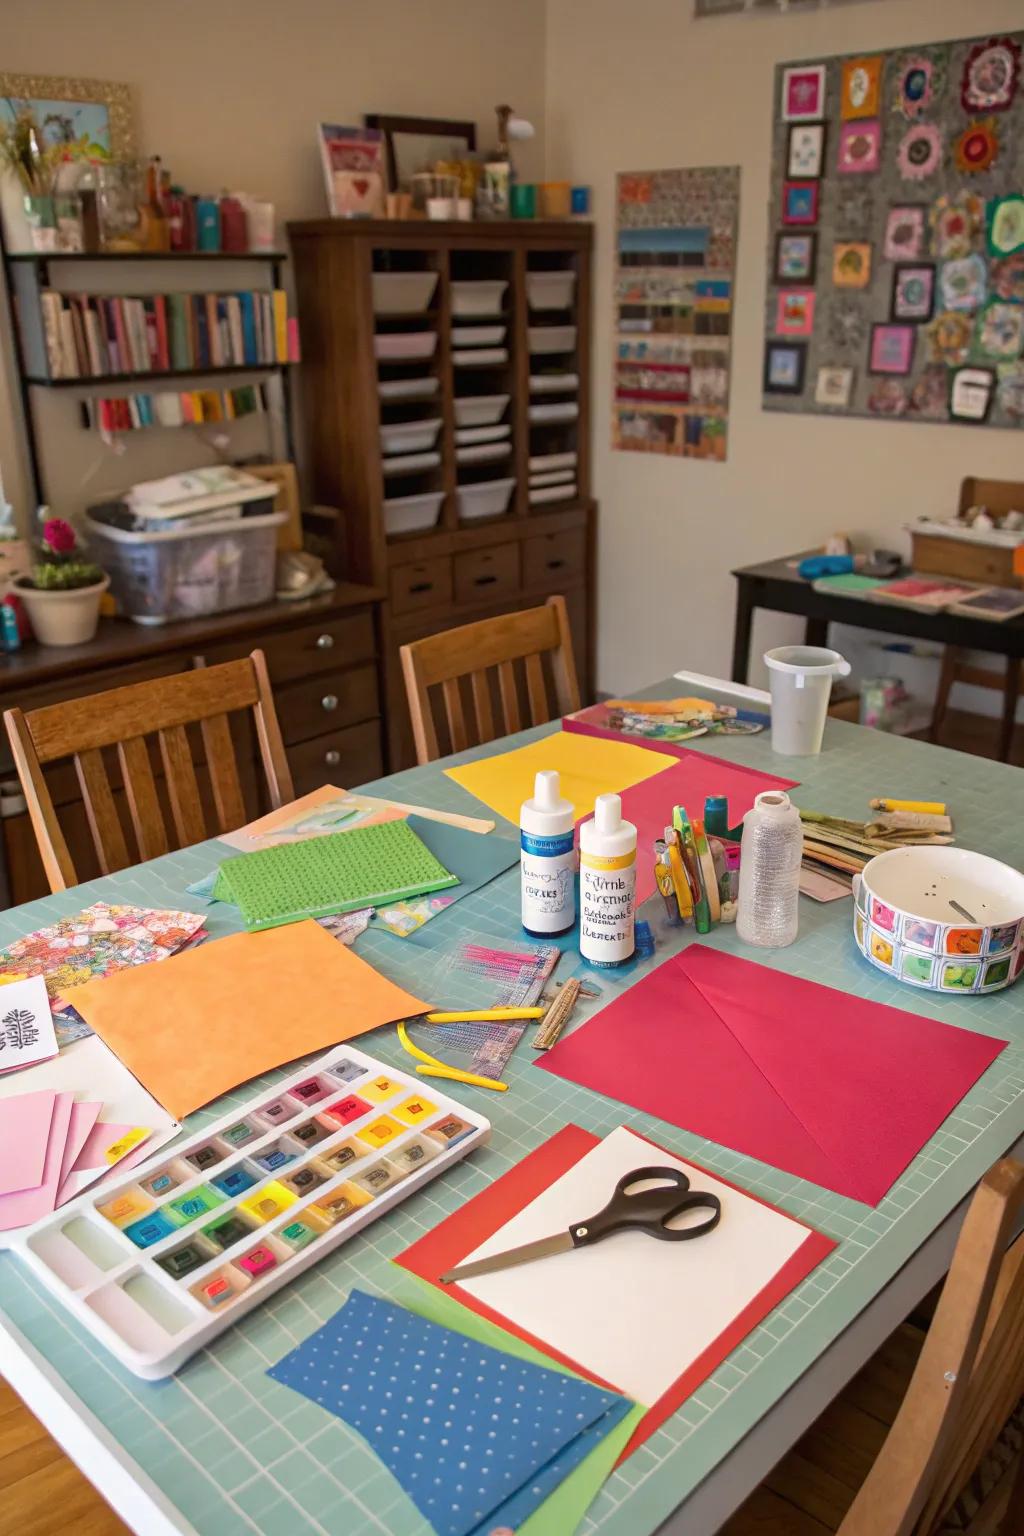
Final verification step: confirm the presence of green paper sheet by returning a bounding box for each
[812,572,884,594]
[213,818,458,930]
[390,1269,644,1536]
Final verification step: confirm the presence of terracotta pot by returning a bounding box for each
[13,574,109,646]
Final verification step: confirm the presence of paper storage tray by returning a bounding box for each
[383,491,445,536]
[457,478,516,522]
[84,510,285,626]
[526,271,577,310]
[371,272,438,315]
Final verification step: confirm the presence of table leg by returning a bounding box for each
[732,581,754,685]
[804,617,829,648]
[998,656,1021,763]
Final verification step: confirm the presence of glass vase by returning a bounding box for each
[23,194,57,251]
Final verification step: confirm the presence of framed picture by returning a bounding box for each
[870,323,916,375]
[840,56,882,120]
[0,71,135,158]
[774,231,817,284]
[815,366,854,408]
[832,241,871,288]
[891,263,935,322]
[787,123,825,179]
[764,340,807,394]
[782,64,826,122]
[318,124,385,216]
[775,289,816,336]
[884,205,926,261]
[364,113,476,192]
[838,119,882,174]
[782,181,819,226]
[950,366,995,422]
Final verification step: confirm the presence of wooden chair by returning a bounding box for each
[399,596,581,765]
[4,649,293,893]
[929,477,1024,763]
[723,1157,1024,1536]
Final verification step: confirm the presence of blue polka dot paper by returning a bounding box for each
[267,1290,631,1536]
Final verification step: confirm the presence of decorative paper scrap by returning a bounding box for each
[0,1091,73,1232]
[372,816,517,938]
[0,975,56,1074]
[612,166,739,463]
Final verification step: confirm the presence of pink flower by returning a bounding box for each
[43,518,76,555]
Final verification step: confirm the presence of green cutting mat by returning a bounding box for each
[1,689,1023,1536]
[213,818,458,929]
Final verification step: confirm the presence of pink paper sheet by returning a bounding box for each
[56,1101,102,1197]
[575,755,798,906]
[0,1090,74,1230]
[57,1117,152,1205]
[0,1089,57,1197]
[539,944,1007,1205]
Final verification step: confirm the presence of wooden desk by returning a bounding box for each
[0,700,1021,1534]
[0,586,383,906]
[731,552,1024,683]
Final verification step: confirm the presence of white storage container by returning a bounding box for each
[85,509,284,625]
[456,442,512,465]
[454,394,509,427]
[372,272,438,315]
[382,450,441,476]
[451,325,506,346]
[457,478,516,522]
[530,372,579,394]
[529,401,579,424]
[379,376,439,401]
[527,271,576,311]
[455,424,511,445]
[384,490,445,536]
[451,280,508,317]
[379,419,442,454]
[529,483,577,505]
[528,450,577,472]
[528,325,577,354]
[453,347,508,366]
[529,469,575,487]
[374,332,438,361]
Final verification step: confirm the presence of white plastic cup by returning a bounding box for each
[764,646,850,756]
[427,197,456,220]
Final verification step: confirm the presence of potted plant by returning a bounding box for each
[13,517,109,646]
[0,107,64,250]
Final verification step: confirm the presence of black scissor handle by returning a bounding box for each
[570,1165,722,1248]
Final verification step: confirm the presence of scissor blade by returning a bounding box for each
[440,1231,573,1284]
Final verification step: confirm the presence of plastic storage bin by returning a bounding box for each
[85,508,285,625]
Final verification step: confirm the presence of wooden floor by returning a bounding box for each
[0,1378,128,1536]
[917,705,1024,768]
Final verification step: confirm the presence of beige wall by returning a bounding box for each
[0,0,547,518]
[544,0,1024,696]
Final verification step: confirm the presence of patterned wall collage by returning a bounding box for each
[763,32,1024,429]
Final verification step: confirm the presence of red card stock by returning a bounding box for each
[538,945,1007,1205]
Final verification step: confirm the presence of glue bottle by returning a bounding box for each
[579,793,637,966]
[520,770,576,936]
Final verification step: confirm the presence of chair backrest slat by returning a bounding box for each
[74,748,129,875]
[117,735,170,863]
[400,597,581,766]
[3,649,293,893]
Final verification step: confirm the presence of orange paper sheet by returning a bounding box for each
[65,921,430,1119]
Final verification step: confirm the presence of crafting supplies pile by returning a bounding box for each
[800,801,954,893]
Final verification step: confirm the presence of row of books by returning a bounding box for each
[81,383,270,434]
[37,290,298,380]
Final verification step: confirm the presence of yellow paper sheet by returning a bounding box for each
[65,921,430,1120]
[444,730,670,826]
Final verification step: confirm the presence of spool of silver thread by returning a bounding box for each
[736,791,803,948]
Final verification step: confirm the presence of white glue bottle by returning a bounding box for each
[520,770,576,937]
[579,793,637,966]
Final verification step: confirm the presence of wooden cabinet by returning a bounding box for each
[0,585,382,907]
[288,217,596,767]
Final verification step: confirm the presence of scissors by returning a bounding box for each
[440,1166,721,1283]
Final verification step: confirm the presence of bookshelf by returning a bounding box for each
[288,217,595,768]
[1,245,294,504]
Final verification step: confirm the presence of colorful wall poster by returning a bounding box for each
[763,31,1024,429]
[613,166,740,462]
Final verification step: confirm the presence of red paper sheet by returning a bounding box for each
[572,752,798,906]
[396,1123,834,1456]
[539,945,1007,1206]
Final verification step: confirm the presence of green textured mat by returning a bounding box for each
[213,819,459,929]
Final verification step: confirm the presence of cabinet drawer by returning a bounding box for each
[523,529,586,590]
[289,720,384,795]
[453,544,520,607]
[390,557,453,617]
[203,610,377,682]
[276,664,380,746]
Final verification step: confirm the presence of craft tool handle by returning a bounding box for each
[424,1008,545,1023]
[570,1166,721,1247]
[869,798,946,815]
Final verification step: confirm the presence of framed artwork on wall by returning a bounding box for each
[892,264,935,321]
[840,56,882,120]
[787,123,825,179]
[0,72,136,157]
[764,340,807,393]
[832,241,871,288]
[884,205,927,261]
[782,64,826,121]
[870,323,916,375]
[774,231,817,284]
[782,181,819,225]
[363,113,476,191]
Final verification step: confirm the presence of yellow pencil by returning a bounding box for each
[423,1008,546,1024]
[869,798,946,815]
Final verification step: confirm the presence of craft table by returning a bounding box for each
[731,551,1024,683]
[1,691,1023,1536]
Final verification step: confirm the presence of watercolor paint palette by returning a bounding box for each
[13,1045,490,1380]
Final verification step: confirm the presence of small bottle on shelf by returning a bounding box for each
[139,155,169,251]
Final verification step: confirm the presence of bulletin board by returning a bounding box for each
[762,32,1024,429]
[613,166,739,462]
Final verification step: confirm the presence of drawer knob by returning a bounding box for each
[474,574,498,587]
[321,694,339,711]
[316,633,335,650]
[325,749,341,766]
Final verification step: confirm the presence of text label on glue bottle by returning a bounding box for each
[579,793,637,966]
[520,770,576,937]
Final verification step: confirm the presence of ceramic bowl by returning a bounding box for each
[853,845,1024,994]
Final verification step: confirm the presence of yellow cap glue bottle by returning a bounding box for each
[579,792,637,966]
[520,770,576,937]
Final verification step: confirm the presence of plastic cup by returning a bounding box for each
[764,646,850,756]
